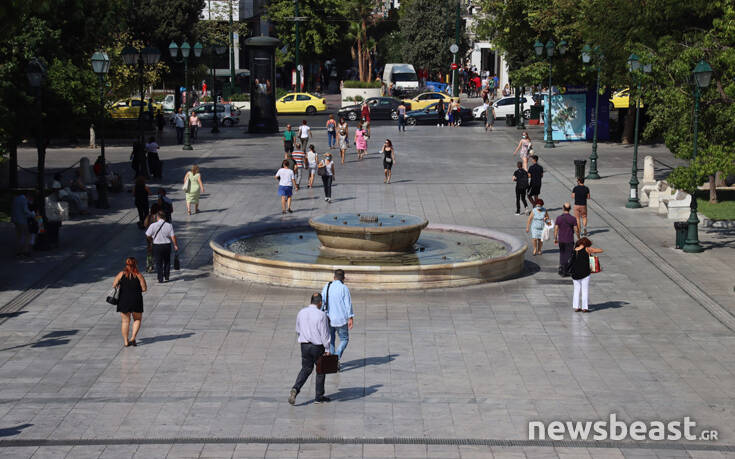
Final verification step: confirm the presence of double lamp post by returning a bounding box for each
[90,51,111,208]
[121,45,161,145]
[169,41,203,150]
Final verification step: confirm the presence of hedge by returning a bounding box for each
[342,80,382,89]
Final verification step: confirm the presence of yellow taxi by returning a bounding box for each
[276,92,327,115]
[609,88,643,109]
[402,92,458,111]
[109,98,163,119]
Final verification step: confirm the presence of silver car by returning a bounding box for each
[191,103,241,127]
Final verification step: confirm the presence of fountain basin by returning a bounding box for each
[309,213,428,255]
[211,221,527,290]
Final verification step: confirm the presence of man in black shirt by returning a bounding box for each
[512,161,529,215]
[527,155,543,206]
[572,177,591,236]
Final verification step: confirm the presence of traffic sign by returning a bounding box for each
[450,43,459,54]
[451,63,458,70]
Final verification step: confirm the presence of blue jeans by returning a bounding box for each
[398,115,405,131]
[330,324,349,359]
[327,131,336,148]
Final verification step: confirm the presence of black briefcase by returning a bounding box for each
[316,354,339,374]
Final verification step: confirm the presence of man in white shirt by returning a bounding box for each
[298,119,311,151]
[289,293,331,405]
[145,211,179,283]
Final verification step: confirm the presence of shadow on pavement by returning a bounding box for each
[339,354,399,372]
[0,424,33,437]
[332,384,383,402]
[1,329,78,352]
[590,300,629,312]
[137,332,195,345]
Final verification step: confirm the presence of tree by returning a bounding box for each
[398,0,469,77]
[344,0,381,82]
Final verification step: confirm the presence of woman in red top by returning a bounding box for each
[361,103,371,138]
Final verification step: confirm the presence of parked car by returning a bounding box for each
[610,87,643,109]
[402,91,457,111]
[405,102,473,126]
[109,98,163,120]
[475,95,536,120]
[276,92,327,115]
[161,94,175,113]
[338,97,402,121]
[191,103,240,127]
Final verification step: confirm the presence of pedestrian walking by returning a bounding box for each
[319,153,335,202]
[283,124,295,154]
[527,155,543,206]
[569,237,604,312]
[11,192,34,257]
[189,111,201,141]
[298,120,311,151]
[288,292,332,405]
[174,107,185,144]
[572,177,591,236]
[361,102,371,137]
[355,123,367,160]
[145,211,179,283]
[337,118,349,164]
[292,146,306,191]
[134,176,150,229]
[145,137,162,178]
[512,161,529,215]
[326,115,337,149]
[451,100,461,127]
[512,131,532,170]
[183,165,204,215]
[112,257,147,347]
[156,111,165,132]
[554,203,579,277]
[526,198,550,256]
[307,145,318,188]
[321,269,353,362]
[381,139,396,184]
[397,102,407,132]
[485,103,495,131]
[157,188,173,222]
[436,101,446,127]
[130,142,148,178]
[275,159,295,214]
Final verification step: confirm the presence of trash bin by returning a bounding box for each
[574,160,587,179]
[506,114,516,126]
[674,222,688,249]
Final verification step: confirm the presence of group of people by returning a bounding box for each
[172,108,202,144]
[277,118,397,212]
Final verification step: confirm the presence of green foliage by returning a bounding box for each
[398,0,469,74]
[229,92,250,102]
[276,87,289,99]
[697,193,735,220]
[342,80,382,88]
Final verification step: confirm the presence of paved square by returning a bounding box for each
[0,120,733,458]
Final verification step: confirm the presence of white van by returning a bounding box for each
[383,63,419,91]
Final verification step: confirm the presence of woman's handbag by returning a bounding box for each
[317,165,327,176]
[589,255,601,273]
[541,221,554,241]
[106,287,119,305]
[173,253,181,270]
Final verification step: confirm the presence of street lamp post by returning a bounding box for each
[169,41,203,151]
[209,43,227,133]
[122,45,161,144]
[625,54,651,208]
[682,60,712,253]
[91,51,111,209]
[26,58,47,219]
[582,44,603,179]
[535,39,566,148]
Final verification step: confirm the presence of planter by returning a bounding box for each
[229,101,250,111]
[341,88,382,107]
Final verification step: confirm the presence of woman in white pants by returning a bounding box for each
[568,237,603,312]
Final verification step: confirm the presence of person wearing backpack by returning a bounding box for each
[568,237,604,312]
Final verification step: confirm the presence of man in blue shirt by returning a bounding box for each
[321,269,354,363]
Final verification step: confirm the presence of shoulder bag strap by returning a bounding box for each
[151,221,165,242]
[324,281,332,313]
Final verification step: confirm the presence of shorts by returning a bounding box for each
[284,140,293,153]
[574,204,587,219]
[309,166,317,176]
[528,184,541,196]
[278,185,293,197]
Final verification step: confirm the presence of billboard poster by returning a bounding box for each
[544,92,587,141]
[585,88,610,141]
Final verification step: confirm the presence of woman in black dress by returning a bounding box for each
[380,139,396,184]
[112,257,147,346]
